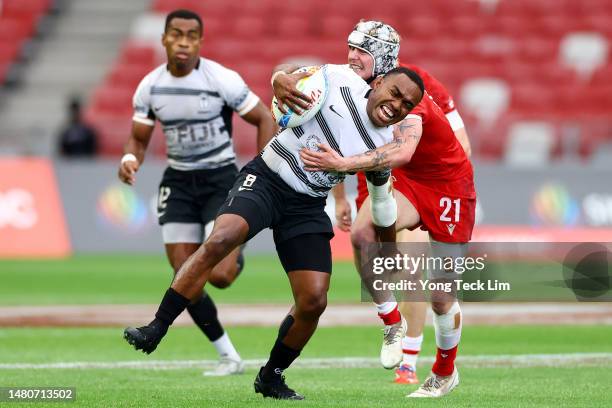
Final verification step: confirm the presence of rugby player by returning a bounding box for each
[300,68,476,397]
[117,9,276,376]
[273,20,471,385]
[123,65,425,400]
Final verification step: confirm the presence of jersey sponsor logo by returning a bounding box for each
[447,223,456,235]
[329,104,343,118]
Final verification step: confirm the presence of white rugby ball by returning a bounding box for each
[272,65,329,128]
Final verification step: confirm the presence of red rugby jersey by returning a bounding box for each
[398,91,472,183]
[401,63,456,114]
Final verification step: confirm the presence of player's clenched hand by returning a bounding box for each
[118,159,139,185]
[335,198,352,232]
[272,71,313,115]
[300,143,345,172]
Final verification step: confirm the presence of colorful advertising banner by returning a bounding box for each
[0,158,71,257]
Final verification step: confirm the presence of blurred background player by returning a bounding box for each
[272,19,472,385]
[117,9,276,376]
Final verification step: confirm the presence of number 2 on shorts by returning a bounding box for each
[440,197,461,222]
[158,186,171,210]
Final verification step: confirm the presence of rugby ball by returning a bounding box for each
[272,65,329,128]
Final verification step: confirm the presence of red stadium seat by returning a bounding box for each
[318,16,355,39]
[105,63,151,89]
[118,42,158,66]
[231,17,268,39]
[275,17,312,38]
[91,86,134,116]
[0,41,20,63]
[0,17,34,43]
[1,0,50,20]
[83,0,612,162]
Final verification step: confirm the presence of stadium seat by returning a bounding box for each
[0,17,34,44]
[460,78,511,127]
[118,43,158,67]
[505,121,556,167]
[91,87,134,116]
[559,32,609,80]
[0,42,20,63]
[83,0,612,161]
[1,0,50,22]
[318,16,355,39]
[275,17,312,38]
[231,17,268,39]
[105,64,151,89]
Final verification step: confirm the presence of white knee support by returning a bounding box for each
[367,179,397,228]
[433,301,462,350]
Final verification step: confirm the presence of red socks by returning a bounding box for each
[378,305,401,325]
[432,345,458,376]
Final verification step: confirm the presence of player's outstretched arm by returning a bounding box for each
[332,183,352,232]
[300,116,423,173]
[454,126,472,158]
[271,63,313,115]
[118,121,154,185]
[240,101,278,151]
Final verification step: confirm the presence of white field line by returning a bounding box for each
[1,353,611,370]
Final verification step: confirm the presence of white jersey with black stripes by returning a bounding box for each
[261,64,394,197]
[132,57,259,171]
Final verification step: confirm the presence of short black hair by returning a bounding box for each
[165,9,203,35]
[384,67,425,95]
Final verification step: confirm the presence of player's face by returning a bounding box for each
[162,18,202,72]
[366,74,423,127]
[348,46,375,80]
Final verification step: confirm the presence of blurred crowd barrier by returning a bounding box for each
[1,157,612,258]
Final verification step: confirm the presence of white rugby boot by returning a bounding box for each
[407,367,459,398]
[380,316,407,369]
[203,356,245,376]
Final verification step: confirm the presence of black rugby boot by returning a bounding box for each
[254,367,304,400]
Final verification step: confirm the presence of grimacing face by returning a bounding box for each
[162,17,202,73]
[366,73,424,127]
[348,45,375,80]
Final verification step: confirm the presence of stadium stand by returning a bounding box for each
[1,0,609,161]
[0,0,53,84]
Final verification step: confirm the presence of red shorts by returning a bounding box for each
[355,171,476,243]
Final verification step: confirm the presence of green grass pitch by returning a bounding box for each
[1,326,612,407]
[1,255,611,407]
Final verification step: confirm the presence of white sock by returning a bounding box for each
[401,334,423,366]
[433,302,462,350]
[212,332,240,361]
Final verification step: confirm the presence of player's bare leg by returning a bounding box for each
[409,241,464,398]
[165,241,244,375]
[123,214,249,354]
[255,270,330,400]
[395,228,428,384]
[208,246,244,288]
[351,191,420,369]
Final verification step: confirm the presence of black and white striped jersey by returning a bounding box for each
[260,64,394,197]
[132,57,259,171]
